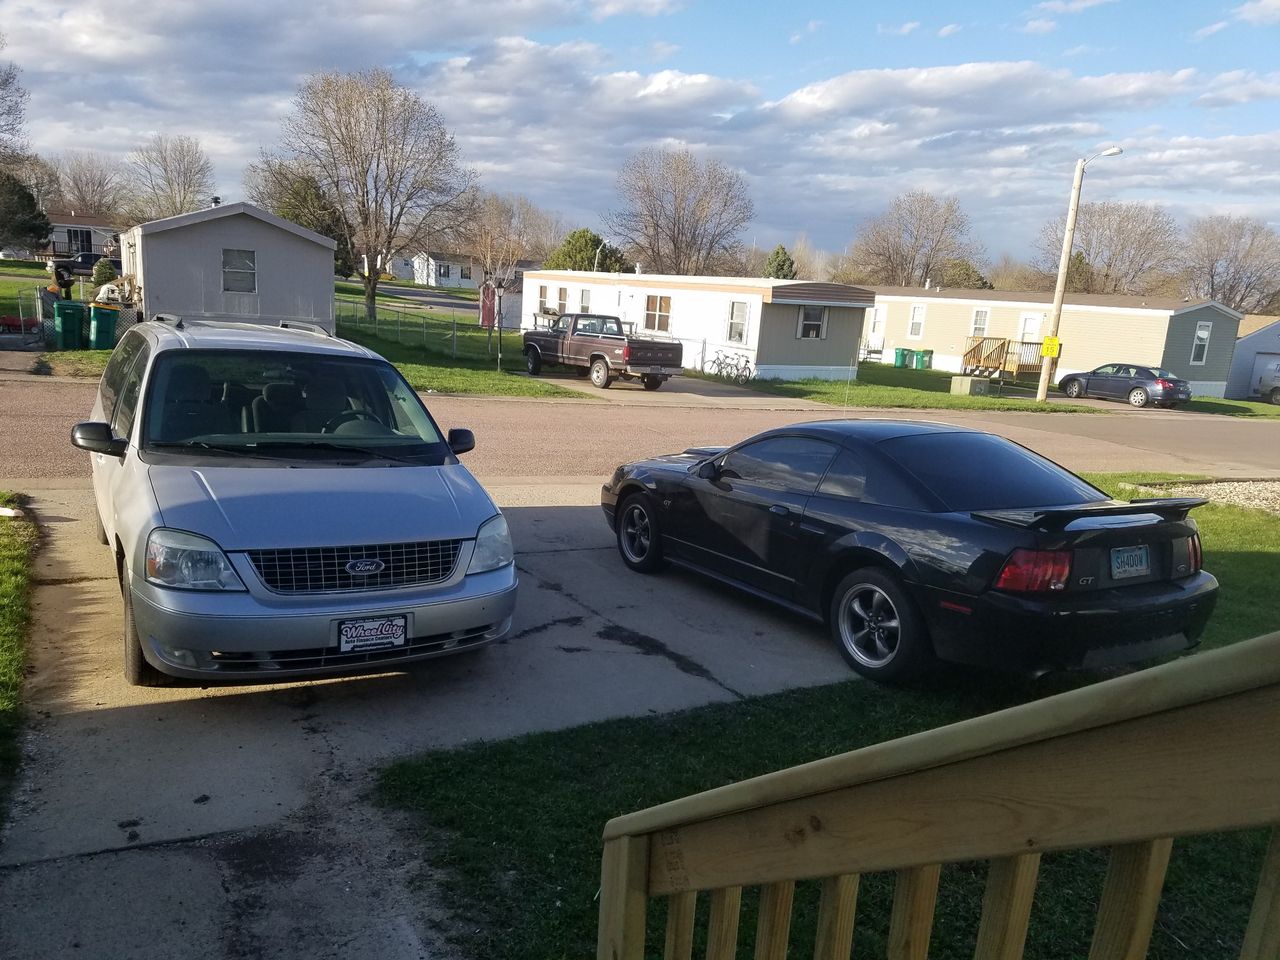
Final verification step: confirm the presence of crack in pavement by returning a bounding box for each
[32,576,115,586]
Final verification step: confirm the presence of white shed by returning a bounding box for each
[120,202,338,332]
[520,270,874,379]
[1226,314,1280,400]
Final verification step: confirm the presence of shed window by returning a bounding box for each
[221,249,256,293]
[797,305,826,339]
[645,295,671,332]
[1190,321,1212,365]
[971,308,989,337]
[908,304,926,339]
[727,301,748,344]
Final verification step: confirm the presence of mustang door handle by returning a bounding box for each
[769,504,790,516]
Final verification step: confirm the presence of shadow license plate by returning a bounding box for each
[1110,545,1150,580]
[338,615,408,652]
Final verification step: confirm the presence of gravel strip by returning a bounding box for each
[1140,480,1280,515]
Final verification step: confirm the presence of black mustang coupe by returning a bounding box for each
[600,420,1217,682]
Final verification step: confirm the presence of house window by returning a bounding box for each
[908,304,925,339]
[538,285,548,311]
[461,265,472,281]
[67,228,92,254]
[221,249,256,293]
[971,308,989,337]
[558,287,569,314]
[439,262,451,279]
[1190,321,1212,365]
[580,289,591,312]
[727,301,748,344]
[796,305,826,339]
[644,295,671,332]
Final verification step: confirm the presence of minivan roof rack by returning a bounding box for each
[278,320,332,337]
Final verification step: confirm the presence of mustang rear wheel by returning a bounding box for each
[616,493,665,573]
[830,568,932,682]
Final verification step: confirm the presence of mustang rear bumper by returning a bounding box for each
[920,571,1218,674]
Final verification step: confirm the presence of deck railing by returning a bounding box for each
[596,631,1280,960]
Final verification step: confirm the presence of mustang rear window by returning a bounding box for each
[879,432,1106,512]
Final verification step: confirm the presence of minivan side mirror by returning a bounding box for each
[447,428,475,456]
[71,422,127,458]
[697,460,719,480]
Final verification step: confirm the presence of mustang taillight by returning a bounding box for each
[994,549,1071,593]
[623,343,631,363]
[1188,533,1203,572]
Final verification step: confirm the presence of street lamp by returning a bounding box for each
[1034,146,1123,402]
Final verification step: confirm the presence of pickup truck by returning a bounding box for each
[523,313,683,390]
[46,252,121,284]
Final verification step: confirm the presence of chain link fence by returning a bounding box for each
[30,289,139,348]
[335,295,511,364]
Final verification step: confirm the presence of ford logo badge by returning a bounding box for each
[346,559,385,576]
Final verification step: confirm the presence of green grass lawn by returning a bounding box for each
[382,278,481,302]
[0,493,37,818]
[0,274,54,321]
[1184,396,1280,418]
[0,260,50,278]
[749,363,1103,414]
[379,474,1279,960]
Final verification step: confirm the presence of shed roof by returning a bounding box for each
[130,202,337,250]
[1239,314,1280,338]
[863,285,1231,314]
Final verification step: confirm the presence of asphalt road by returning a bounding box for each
[1,365,1278,958]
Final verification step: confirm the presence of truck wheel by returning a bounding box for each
[590,359,613,388]
[642,375,663,391]
[524,349,542,375]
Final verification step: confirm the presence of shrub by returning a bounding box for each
[91,257,118,285]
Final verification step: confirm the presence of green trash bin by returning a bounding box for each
[89,305,119,349]
[914,349,934,370]
[893,347,908,368]
[52,301,86,350]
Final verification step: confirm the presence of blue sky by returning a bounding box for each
[4,0,1279,263]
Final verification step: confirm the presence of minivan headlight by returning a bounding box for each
[145,529,245,591]
[467,514,513,574]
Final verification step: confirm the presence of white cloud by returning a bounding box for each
[1194,20,1230,38]
[1197,71,1280,106]
[790,20,823,44]
[1037,0,1117,12]
[938,23,962,37]
[649,40,679,61]
[587,0,681,19]
[1234,0,1280,23]
[1020,18,1058,33]
[876,21,921,36]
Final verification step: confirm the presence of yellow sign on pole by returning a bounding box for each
[1041,336,1061,358]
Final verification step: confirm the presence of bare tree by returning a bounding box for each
[789,235,827,281]
[271,69,474,321]
[845,191,983,287]
[7,153,63,210]
[462,191,561,281]
[607,147,754,276]
[1181,215,1280,314]
[244,155,353,274]
[125,134,216,223]
[0,34,28,165]
[1035,200,1180,295]
[988,254,1049,292]
[56,150,129,219]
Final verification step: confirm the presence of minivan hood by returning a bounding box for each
[147,462,496,550]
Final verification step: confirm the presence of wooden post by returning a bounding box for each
[888,864,941,960]
[598,836,650,960]
[705,887,742,960]
[755,880,796,960]
[1241,828,1280,960]
[664,891,697,960]
[974,854,1041,960]
[1087,838,1173,960]
[813,874,859,960]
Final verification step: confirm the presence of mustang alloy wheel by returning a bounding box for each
[616,494,664,573]
[830,568,931,682]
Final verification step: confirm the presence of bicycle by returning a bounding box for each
[708,350,753,384]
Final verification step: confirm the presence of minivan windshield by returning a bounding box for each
[141,349,448,463]
[878,432,1107,511]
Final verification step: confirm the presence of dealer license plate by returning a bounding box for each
[1110,545,1150,580]
[338,615,408,652]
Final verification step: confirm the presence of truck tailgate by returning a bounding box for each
[627,339,683,367]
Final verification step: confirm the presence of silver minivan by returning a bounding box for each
[72,318,517,686]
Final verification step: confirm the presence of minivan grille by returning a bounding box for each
[247,540,463,593]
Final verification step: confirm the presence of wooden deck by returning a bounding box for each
[597,631,1280,960]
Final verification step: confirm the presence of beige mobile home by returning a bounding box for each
[863,287,1241,397]
[120,202,337,332]
[520,271,875,380]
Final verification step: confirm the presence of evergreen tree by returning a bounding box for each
[0,172,51,251]
[544,228,629,272]
[763,244,797,279]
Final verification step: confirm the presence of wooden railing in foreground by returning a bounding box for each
[597,631,1280,960]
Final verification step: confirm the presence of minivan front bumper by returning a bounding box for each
[130,564,518,680]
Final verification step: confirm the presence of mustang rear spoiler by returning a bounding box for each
[972,497,1209,532]
[684,445,728,458]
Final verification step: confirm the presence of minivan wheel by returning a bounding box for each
[616,493,665,573]
[524,349,542,375]
[1128,387,1149,408]
[590,359,613,389]
[830,568,932,682]
[123,583,168,688]
[1063,379,1083,398]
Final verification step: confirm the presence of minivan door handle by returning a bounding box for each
[769,504,790,516]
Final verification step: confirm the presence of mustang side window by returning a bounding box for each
[721,437,837,493]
